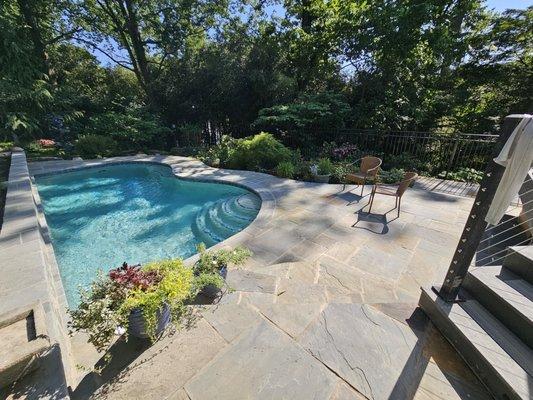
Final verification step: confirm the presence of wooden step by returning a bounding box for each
[419,287,533,400]
[464,265,533,348]
[504,246,533,284]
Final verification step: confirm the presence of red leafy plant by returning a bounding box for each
[109,262,162,291]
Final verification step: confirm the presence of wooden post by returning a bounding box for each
[437,115,523,302]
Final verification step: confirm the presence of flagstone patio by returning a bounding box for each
[14,155,491,399]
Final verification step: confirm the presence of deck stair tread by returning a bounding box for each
[468,266,533,320]
[504,246,533,284]
[420,288,533,400]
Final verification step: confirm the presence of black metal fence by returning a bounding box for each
[277,128,498,174]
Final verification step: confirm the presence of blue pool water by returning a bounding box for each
[36,163,260,307]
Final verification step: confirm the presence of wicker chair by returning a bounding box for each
[367,172,418,217]
[345,156,383,196]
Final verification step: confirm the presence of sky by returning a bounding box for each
[486,0,531,9]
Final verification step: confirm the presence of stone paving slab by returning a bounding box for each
[201,303,264,342]
[253,302,325,338]
[226,269,278,294]
[299,303,426,400]
[185,320,338,400]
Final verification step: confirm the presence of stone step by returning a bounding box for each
[504,246,533,284]
[419,287,533,400]
[464,265,533,348]
[191,206,221,248]
[206,204,240,237]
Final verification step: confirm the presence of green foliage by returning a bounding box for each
[331,162,356,184]
[194,243,252,275]
[70,259,194,352]
[24,141,66,160]
[383,152,432,173]
[202,133,293,171]
[197,135,238,168]
[316,158,334,175]
[0,142,14,152]
[253,92,351,132]
[75,135,117,159]
[76,111,171,151]
[379,169,406,184]
[192,273,225,293]
[439,168,483,183]
[275,161,296,179]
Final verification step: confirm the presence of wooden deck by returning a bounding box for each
[414,176,479,198]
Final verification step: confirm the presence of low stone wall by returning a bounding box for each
[0,149,73,397]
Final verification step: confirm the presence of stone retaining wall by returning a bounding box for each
[0,149,72,397]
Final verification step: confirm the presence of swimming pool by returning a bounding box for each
[35,163,260,307]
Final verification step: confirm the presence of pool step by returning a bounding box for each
[192,193,260,248]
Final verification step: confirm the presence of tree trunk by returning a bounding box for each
[17,0,53,81]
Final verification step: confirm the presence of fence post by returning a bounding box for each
[437,115,523,302]
[445,136,460,179]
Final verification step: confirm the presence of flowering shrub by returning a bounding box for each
[332,143,359,161]
[38,139,55,147]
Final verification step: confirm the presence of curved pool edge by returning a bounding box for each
[28,155,278,265]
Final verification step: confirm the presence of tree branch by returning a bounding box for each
[73,37,135,71]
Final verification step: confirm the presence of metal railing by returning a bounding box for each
[278,128,498,174]
[436,115,529,301]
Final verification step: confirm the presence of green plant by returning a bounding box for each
[75,135,117,159]
[378,168,405,184]
[194,243,252,275]
[226,132,291,171]
[275,161,295,179]
[439,167,483,183]
[192,272,225,293]
[331,162,356,183]
[316,158,334,175]
[69,259,194,352]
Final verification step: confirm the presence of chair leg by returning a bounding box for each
[368,191,374,213]
[397,197,401,218]
[360,179,365,196]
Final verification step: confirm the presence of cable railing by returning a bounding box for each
[435,115,532,301]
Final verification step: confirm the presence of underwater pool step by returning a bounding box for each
[207,206,242,236]
[192,205,223,247]
[192,194,260,248]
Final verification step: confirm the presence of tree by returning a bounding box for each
[75,0,228,109]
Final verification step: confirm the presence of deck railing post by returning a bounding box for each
[437,115,523,302]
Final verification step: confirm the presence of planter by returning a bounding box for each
[314,174,331,183]
[200,266,227,299]
[128,303,170,339]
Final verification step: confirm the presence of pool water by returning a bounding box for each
[36,163,260,307]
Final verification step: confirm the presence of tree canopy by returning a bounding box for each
[1,0,531,145]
